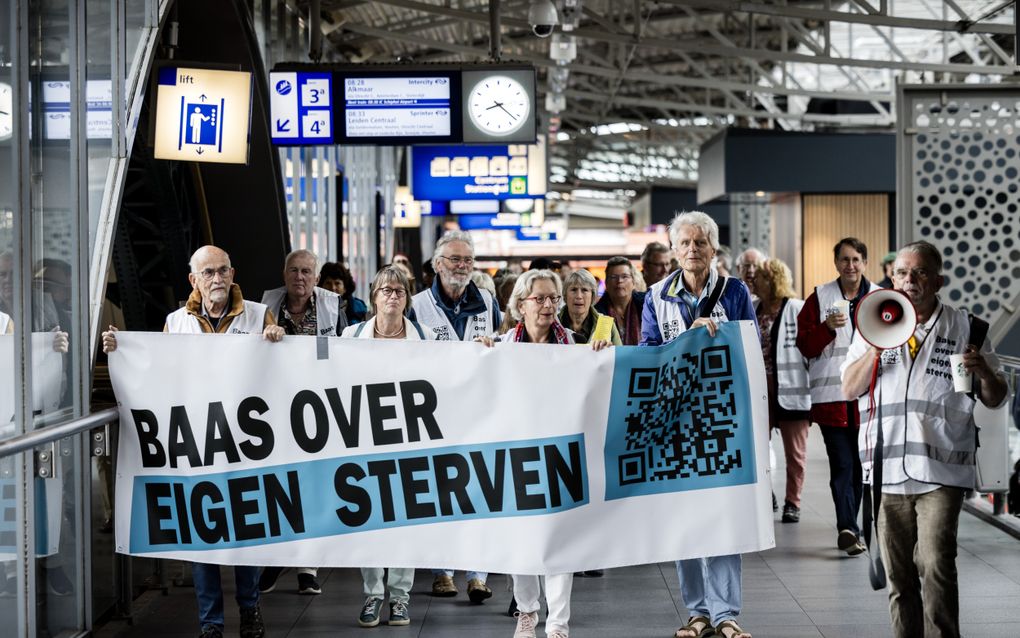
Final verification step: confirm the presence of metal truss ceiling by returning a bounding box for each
[304,0,1016,198]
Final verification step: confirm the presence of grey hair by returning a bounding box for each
[605,256,638,280]
[507,269,562,321]
[897,241,943,273]
[563,268,598,296]
[431,230,475,270]
[735,246,768,266]
[470,271,496,297]
[189,246,231,273]
[368,266,414,317]
[285,249,320,277]
[668,211,720,252]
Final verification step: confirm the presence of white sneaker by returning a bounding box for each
[513,611,539,638]
[547,631,569,638]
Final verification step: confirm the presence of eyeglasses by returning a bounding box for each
[524,294,561,306]
[606,274,632,282]
[439,255,474,267]
[892,268,931,280]
[195,266,232,281]
[377,287,407,298]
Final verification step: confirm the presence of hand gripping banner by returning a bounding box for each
[109,321,774,574]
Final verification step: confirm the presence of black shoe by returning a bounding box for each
[199,626,223,638]
[781,502,801,523]
[239,604,265,638]
[296,572,321,595]
[258,567,283,594]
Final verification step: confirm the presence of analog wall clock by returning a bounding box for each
[466,75,531,137]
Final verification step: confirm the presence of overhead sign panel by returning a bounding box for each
[269,63,536,146]
[153,67,252,164]
[410,135,547,201]
[270,71,333,144]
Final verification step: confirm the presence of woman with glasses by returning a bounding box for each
[480,269,610,638]
[594,256,645,345]
[560,269,622,347]
[340,266,430,628]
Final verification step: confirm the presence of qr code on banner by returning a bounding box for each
[617,345,741,486]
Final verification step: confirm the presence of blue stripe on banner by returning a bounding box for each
[603,322,757,500]
[129,434,588,553]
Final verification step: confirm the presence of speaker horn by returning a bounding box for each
[855,289,918,350]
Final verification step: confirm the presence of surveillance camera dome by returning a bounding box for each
[528,0,559,38]
[532,23,555,38]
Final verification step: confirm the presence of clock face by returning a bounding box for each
[0,82,12,141]
[467,75,531,137]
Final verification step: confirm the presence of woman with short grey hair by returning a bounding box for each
[560,269,622,346]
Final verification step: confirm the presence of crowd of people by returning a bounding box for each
[97,211,1010,638]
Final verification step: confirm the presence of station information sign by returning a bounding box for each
[410,135,546,201]
[153,66,252,164]
[270,71,333,144]
[269,64,536,146]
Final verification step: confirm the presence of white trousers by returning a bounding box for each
[512,573,573,633]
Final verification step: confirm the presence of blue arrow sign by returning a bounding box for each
[276,118,291,133]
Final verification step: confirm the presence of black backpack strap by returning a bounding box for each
[968,314,990,402]
[697,276,729,319]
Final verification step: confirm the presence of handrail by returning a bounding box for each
[0,407,120,459]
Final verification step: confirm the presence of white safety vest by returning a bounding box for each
[851,304,990,489]
[261,286,343,336]
[0,311,10,334]
[411,288,495,342]
[773,298,811,411]
[648,270,729,344]
[808,279,879,404]
[165,300,268,335]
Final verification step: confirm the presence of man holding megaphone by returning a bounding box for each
[841,241,1007,638]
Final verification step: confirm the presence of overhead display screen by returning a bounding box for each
[344,76,452,138]
[410,135,547,201]
[269,64,535,146]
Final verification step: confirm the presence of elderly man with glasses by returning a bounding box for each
[103,245,282,638]
[409,231,500,603]
[842,241,1007,638]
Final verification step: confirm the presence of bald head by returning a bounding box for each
[190,246,231,273]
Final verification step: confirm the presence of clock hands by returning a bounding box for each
[484,101,517,120]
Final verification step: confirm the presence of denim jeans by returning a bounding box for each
[431,568,487,582]
[878,487,965,638]
[362,568,414,603]
[818,423,863,535]
[192,563,260,630]
[675,554,742,626]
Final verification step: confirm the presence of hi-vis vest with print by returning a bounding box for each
[808,279,879,404]
[775,298,811,411]
[648,272,729,344]
[261,286,343,336]
[858,304,978,489]
[164,301,267,334]
[411,288,495,341]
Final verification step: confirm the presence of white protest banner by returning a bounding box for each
[110,321,774,574]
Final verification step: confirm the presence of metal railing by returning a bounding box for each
[0,407,119,459]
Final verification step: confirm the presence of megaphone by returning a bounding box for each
[855,289,917,350]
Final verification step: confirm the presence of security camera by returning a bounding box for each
[528,0,559,38]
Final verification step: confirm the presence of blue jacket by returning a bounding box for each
[639,270,757,346]
[411,278,502,341]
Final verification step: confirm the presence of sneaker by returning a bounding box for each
[388,600,410,626]
[781,502,801,523]
[296,572,321,595]
[467,577,492,604]
[513,611,539,638]
[548,631,569,638]
[238,604,265,638]
[837,529,866,556]
[198,626,223,638]
[358,597,384,628]
[258,567,284,594]
[431,574,457,597]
